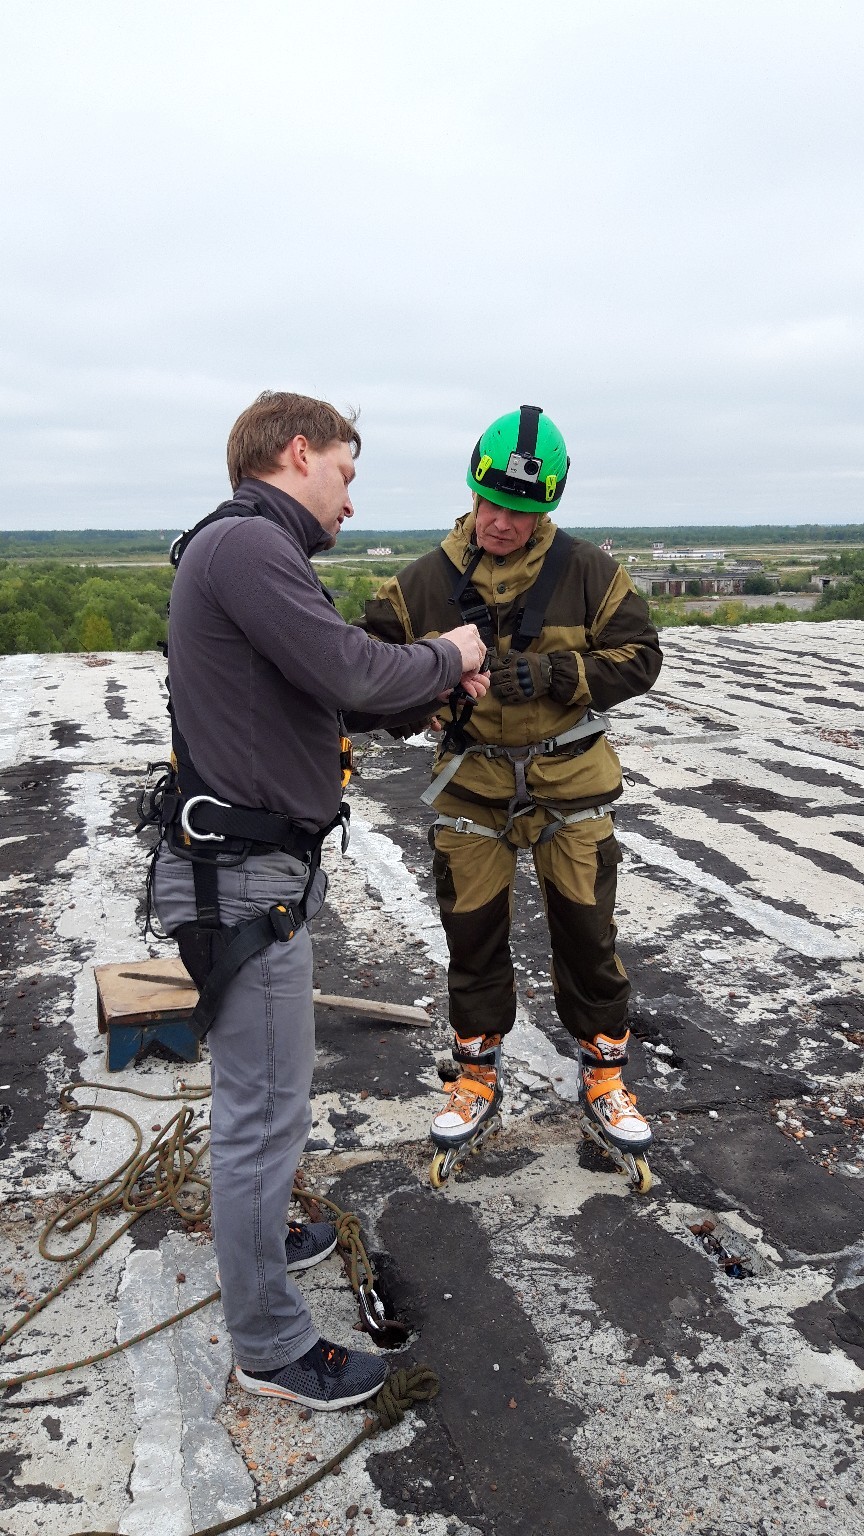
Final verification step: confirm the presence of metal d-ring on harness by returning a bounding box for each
[136,495,351,1041]
[421,528,610,844]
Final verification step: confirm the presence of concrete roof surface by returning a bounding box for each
[1,624,863,1536]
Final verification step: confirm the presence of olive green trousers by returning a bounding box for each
[431,798,630,1044]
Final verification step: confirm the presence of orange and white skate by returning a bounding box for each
[579,1032,653,1193]
[429,1034,503,1188]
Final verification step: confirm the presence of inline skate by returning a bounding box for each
[578,1030,653,1194]
[429,1032,503,1187]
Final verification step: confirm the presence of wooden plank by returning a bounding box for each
[313,990,432,1026]
[94,957,197,1030]
[93,958,433,1030]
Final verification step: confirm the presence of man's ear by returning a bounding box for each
[287,435,311,475]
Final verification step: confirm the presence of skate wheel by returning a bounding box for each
[631,1154,652,1194]
[429,1151,449,1189]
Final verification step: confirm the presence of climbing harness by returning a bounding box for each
[437,526,575,753]
[1,1080,435,1536]
[137,494,352,1039]
[421,708,609,814]
[423,527,608,838]
[434,799,617,847]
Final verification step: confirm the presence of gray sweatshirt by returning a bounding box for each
[168,479,461,827]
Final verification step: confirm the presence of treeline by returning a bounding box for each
[3,552,864,657]
[0,562,174,653]
[0,560,382,653]
[571,524,864,548]
[0,530,181,559]
[5,523,864,563]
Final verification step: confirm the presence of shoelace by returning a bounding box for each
[286,1222,308,1248]
[444,1075,491,1117]
[316,1338,350,1376]
[599,1085,644,1123]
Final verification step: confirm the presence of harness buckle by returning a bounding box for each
[340,810,351,853]
[180,794,231,843]
[269,903,300,942]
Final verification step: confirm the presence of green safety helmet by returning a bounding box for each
[467,404,570,513]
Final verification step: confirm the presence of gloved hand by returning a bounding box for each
[489,651,553,704]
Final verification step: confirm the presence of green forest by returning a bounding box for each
[0,559,388,653]
[0,563,175,653]
[4,523,864,562]
[3,544,864,655]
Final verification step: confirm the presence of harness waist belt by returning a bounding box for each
[177,793,325,857]
[420,711,609,808]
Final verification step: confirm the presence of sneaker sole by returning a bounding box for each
[235,1364,386,1411]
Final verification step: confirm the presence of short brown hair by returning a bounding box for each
[226,391,361,489]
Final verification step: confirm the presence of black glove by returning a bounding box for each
[489,651,553,704]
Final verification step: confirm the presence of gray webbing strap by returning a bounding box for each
[434,803,616,843]
[420,711,610,809]
[419,747,467,806]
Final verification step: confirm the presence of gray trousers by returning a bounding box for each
[152,844,328,1370]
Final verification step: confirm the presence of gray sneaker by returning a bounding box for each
[236,1337,388,1410]
[285,1220,337,1271]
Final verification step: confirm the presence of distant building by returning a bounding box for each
[366,546,393,556]
[630,563,771,598]
[651,547,725,561]
[599,538,613,555]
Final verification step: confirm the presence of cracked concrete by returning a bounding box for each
[2,625,864,1534]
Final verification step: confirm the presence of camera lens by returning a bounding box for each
[524,458,540,477]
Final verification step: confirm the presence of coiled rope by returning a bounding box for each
[1,1080,440,1533]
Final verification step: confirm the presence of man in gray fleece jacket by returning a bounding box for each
[153,391,487,1410]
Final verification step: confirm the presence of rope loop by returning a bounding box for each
[373,1364,440,1429]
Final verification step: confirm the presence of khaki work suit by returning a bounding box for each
[360,512,663,1046]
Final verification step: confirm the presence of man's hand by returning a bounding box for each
[454,669,490,700]
[440,623,487,676]
[489,651,553,704]
[435,664,491,712]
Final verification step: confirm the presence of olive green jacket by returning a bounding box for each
[359,511,662,812]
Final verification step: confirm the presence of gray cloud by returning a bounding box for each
[1,0,862,529]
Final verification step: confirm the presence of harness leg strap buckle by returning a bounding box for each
[269,903,301,942]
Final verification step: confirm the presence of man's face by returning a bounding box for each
[303,440,356,546]
[474,498,540,556]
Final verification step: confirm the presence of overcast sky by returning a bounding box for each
[1,1,862,531]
